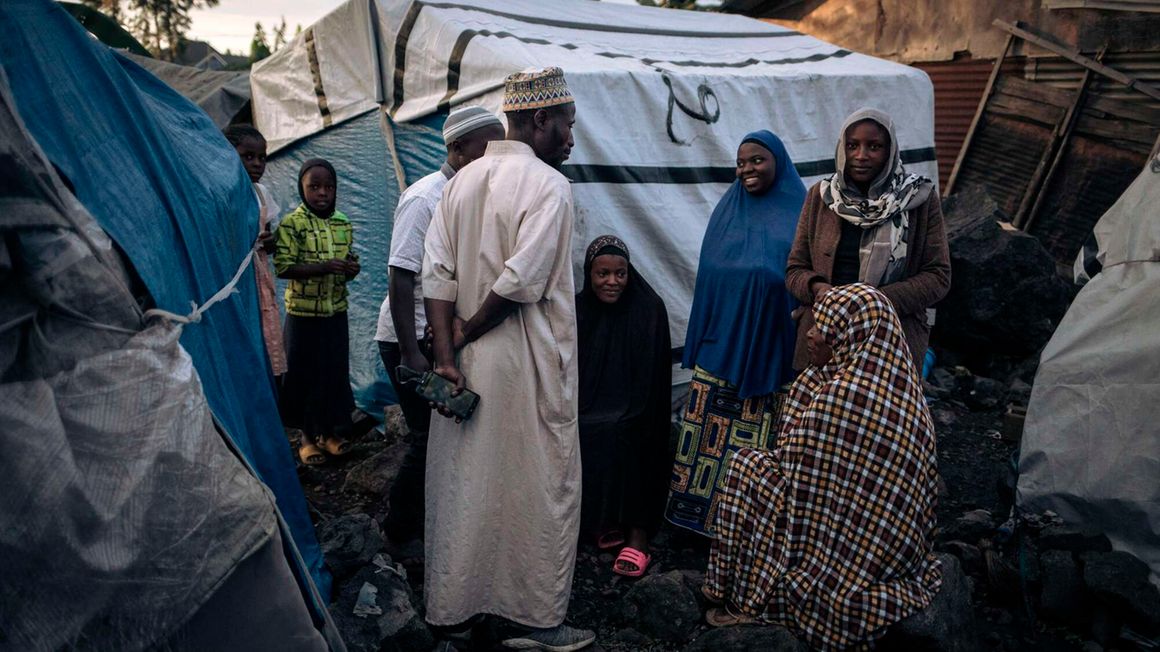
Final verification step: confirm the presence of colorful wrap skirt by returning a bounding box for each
[664,367,784,536]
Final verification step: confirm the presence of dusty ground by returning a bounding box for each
[295,392,1092,652]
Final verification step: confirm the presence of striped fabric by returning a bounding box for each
[705,284,941,651]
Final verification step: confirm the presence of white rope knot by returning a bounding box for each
[145,249,256,326]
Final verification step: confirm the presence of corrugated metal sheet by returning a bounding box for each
[952,114,1053,218]
[951,49,1160,265]
[913,57,1024,187]
[1029,136,1147,262]
[1025,51,1160,109]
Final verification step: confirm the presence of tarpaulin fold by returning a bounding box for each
[0,0,331,599]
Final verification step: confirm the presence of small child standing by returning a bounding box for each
[224,124,286,380]
[275,158,360,465]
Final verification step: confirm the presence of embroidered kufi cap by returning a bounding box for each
[442,105,504,145]
[502,67,574,112]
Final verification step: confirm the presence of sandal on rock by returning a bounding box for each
[612,546,651,578]
[705,605,756,628]
[596,529,626,550]
[319,435,351,456]
[298,442,326,466]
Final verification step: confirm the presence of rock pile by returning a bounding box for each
[933,509,1160,651]
[606,553,981,651]
[317,511,433,651]
[934,185,1073,367]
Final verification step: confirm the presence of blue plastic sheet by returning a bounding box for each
[0,1,330,599]
[265,110,447,419]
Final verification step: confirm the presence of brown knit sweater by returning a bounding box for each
[785,182,951,371]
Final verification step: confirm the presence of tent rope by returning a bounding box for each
[144,248,255,325]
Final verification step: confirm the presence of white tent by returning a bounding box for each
[249,0,937,411]
[1018,155,1160,584]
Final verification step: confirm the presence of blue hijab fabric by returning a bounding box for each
[682,130,806,398]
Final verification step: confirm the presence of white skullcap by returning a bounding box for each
[442,106,503,145]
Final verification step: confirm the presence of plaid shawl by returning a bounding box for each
[706,283,941,650]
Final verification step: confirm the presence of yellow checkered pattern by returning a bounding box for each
[705,284,942,650]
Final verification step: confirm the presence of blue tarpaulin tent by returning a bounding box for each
[0,0,330,598]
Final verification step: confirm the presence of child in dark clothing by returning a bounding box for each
[274,158,360,465]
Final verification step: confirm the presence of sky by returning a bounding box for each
[187,0,643,55]
[187,0,343,54]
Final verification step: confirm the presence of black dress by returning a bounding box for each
[576,260,672,535]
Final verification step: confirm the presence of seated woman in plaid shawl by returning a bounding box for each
[702,283,942,650]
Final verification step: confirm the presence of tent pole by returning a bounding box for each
[1018,48,1104,232]
[379,107,408,194]
[946,32,1013,197]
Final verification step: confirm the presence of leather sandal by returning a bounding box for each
[298,441,326,466]
[318,435,351,456]
[705,605,757,627]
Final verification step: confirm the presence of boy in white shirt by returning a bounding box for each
[374,106,504,545]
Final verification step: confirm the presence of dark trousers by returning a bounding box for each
[379,340,433,542]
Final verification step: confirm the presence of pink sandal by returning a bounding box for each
[612,546,651,577]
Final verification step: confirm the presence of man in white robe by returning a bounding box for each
[421,68,595,652]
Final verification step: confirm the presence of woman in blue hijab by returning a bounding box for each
[665,130,806,536]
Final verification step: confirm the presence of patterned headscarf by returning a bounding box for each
[708,284,941,650]
[584,234,629,267]
[783,283,930,422]
[818,109,933,285]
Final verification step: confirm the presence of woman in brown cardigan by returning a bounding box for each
[786,108,951,372]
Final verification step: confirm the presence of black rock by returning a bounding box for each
[1038,550,1085,623]
[928,367,957,393]
[620,570,701,643]
[683,625,807,652]
[934,185,1073,362]
[981,606,1013,626]
[343,442,408,496]
[318,513,385,581]
[941,541,984,577]
[942,510,995,543]
[1037,526,1112,554]
[1081,550,1160,629]
[966,377,1007,411]
[330,557,433,652]
[1088,604,1123,648]
[931,406,960,432]
[1007,378,1032,406]
[881,554,983,652]
[382,405,408,442]
[609,628,652,648]
[923,380,951,400]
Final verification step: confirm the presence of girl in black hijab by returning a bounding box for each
[576,235,672,577]
[274,158,360,465]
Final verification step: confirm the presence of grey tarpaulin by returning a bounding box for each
[121,51,251,128]
[0,64,303,649]
[1018,155,1160,585]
